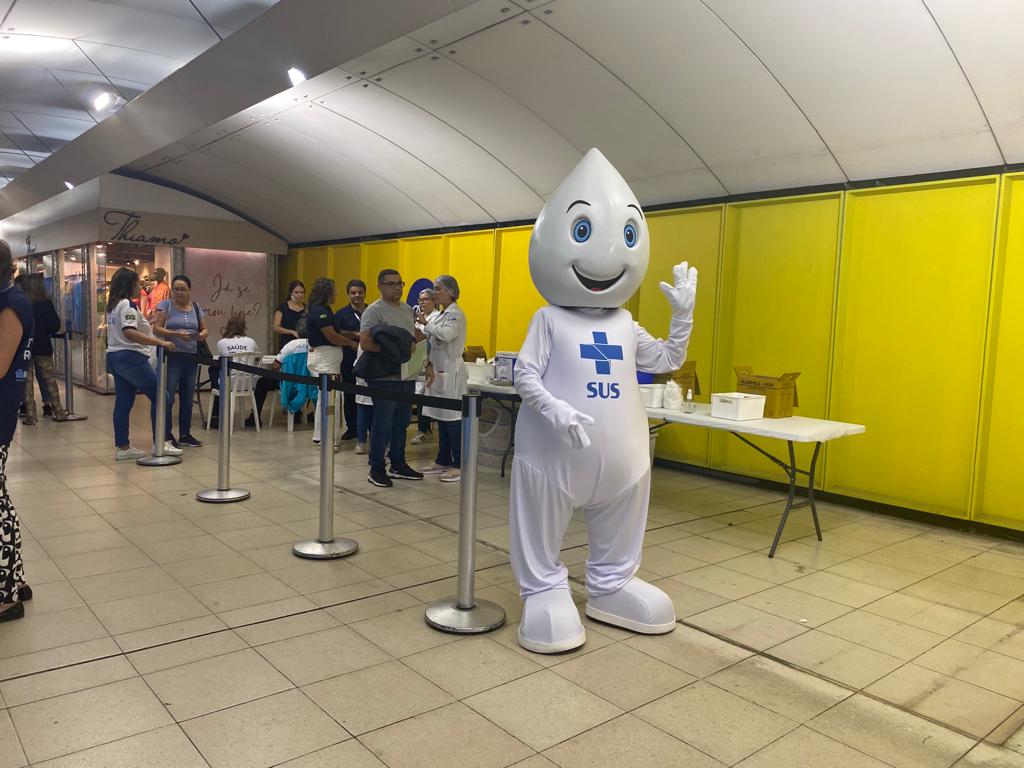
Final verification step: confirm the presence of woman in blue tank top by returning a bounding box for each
[0,239,35,623]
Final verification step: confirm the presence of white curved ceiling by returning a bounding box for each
[5,0,1024,245]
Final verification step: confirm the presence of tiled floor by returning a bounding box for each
[3,387,1024,767]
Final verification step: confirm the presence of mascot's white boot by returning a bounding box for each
[519,588,586,654]
[510,148,698,653]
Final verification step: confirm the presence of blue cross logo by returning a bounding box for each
[580,332,623,375]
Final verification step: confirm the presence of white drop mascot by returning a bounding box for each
[510,148,697,653]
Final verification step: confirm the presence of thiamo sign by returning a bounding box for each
[102,210,190,246]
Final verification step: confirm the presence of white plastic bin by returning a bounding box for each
[711,392,766,421]
[638,383,666,408]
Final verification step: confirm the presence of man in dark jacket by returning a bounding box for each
[359,269,423,488]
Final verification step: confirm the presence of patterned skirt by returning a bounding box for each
[0,442,25,603]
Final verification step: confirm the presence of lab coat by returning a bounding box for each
[421,303,468,422]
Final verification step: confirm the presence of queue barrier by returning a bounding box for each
[162,350,506,632]
[54,331,87,422]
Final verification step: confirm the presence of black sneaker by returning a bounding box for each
[178,434,203,448]
[369,468,393,488]
[42,404,53,419]
[244,413,258,428]
[339,429,357,441]
[388,464,424,481]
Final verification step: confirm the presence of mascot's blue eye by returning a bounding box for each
[624,223,638,247]
[572,218,592,243]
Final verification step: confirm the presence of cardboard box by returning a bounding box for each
[463,345,487,362]
[734,367,799,418]
[653,360,701,396]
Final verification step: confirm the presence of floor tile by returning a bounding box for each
[349,606,459,658]
[39,530,133,558]
[740,584,851,627]
[0,656,136,707]
[30,725,207,768]
[543,713,723,768]
[903,577,1013,615]
[217,595,318,627]
[671,564,775,600]
[465,670,622,751]
[303,659,453,734]
[90,588,210,635]
[634,680,797,764]
[551,642,696,709]
[863,593,982,636]
[403,635,542,698]
[256,625,391,686]
[0,709,26,768]
[9,677,172,764]
[54,545,154,579]
[271,560,376,595]
[649,577,730,617]
[360,702,532,768]
[735,726,890,768]
[661,535,751,563]
[275,739,386,767]
[127,629,247,674]
[144,648,293,720]
[182,689,348,768]
[719,552,816,584]
[234,609,340,646]
[955,618,1024,661]
[808,693,976,768]
[189,572,299,613]
[915,639,1024,700]
[325,590,422,624]
[787,571,891,608]
[113,614,228,653]
[954,742,1024,768]
[708,655,852,722]
[768,630,904,689]
[0,606,108,660]
[70,565,179,603]
[20,580,84,614]
[819,611,946,661]
[825,557,924,591]
[688,602,808,650]
[866,663,1021,738]
[141,537,237,566]
[0,637,120,681]
[625,624,753,677]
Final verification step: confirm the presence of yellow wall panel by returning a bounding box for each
[973,174,1024,530]
[399,236,446,288]
[361,240,400,303]
[826,178,998,516]
[280,249,301,303]
[638,206,723,467]
[445,230,496,353]
[494,226,544,354]
[710,194,841,483]
[298,246,327,291]
[327,244,361,297]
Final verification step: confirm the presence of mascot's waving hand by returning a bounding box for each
[510,148,697,653]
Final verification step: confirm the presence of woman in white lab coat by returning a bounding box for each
[418,275,468,482]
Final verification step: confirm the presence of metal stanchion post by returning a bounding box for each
[196,355,250,502]
[138,345,182,467]
[60,331,86,421]
[425,394,506,633]
[294,374,358,559]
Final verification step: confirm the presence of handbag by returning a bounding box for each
[193,303,213,358]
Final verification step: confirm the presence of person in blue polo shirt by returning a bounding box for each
[305,277,349,448]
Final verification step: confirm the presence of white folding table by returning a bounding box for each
[646,405,865,557]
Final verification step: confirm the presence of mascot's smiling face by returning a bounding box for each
[529,148,649,309]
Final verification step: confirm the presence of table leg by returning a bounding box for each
[729,434,823,558]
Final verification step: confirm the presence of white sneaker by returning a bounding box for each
[354,442,368,455]
[419,462,448,474]
[411,431,430,445]
[115,446,147,461]
[439,468,461,483]
[160,441,184,456]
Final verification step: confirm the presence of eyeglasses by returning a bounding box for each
[380,280,405,288]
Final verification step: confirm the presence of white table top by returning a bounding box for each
[467,380,863,444]
[647,404,865,443]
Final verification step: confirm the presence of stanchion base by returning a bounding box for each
[425,597,506,634]
[196,487,251,503]
[293,538,359,560]
[61,414,88,421]
[137,454,182,467]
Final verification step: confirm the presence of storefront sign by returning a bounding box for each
[103,210,190,245]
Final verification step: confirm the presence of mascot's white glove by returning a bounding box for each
[548,398,596,450]
[659,261,698,321]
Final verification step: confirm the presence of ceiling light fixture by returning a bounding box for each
[93,92,112,111]
[287,67,306,86]
[64,181,74,190]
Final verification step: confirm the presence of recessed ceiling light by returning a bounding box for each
[64,181,74,190]
[287,67,306,86]
[93,92,112,111]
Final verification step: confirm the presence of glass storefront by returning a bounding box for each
[61,246,89,386]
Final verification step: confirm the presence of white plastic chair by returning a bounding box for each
[266,352,314,432]
[205,352,260,434]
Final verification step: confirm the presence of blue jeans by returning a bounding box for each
[368,379,414,472]
[106,350,160,448]
[436,419,461,468]
[165,357,198,439]
[357,403,373,443]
